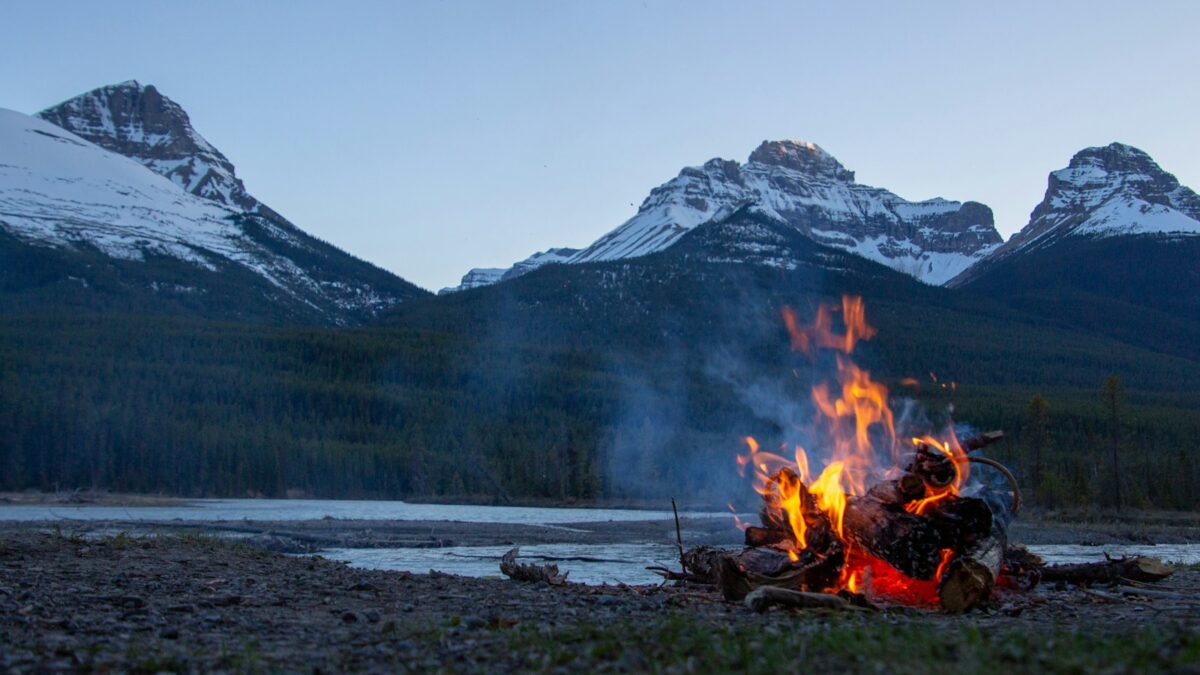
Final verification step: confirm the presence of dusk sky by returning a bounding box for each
[5,0,1197,291]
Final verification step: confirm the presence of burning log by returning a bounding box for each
[938,528,1006,613]
[500,548,569,585]
[841,491,995,580]
[714,546,845,602]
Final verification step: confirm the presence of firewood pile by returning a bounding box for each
[497,433,1176,613]
[635,431,1175,613]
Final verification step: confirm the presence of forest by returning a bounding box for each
[1,302,1197,510]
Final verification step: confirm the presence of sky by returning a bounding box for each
[3,1,1198,291]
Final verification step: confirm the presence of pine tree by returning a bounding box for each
[1101,374,1124,510]
[1026,394,1049,505]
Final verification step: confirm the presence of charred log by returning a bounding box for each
[938,558,994,613]
[961,430,1006,452]
[751,468,841,557]
[841,493,993,580]
[938,526,1006,612]
[712,545,845,601]
[744,526,789,548]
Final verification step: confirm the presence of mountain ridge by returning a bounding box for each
[443,139,1003,291]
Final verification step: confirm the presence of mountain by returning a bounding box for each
[442,140,1002,292]
[2,83,427,323]
[954,143,1200,358]
[960,142,1200,267]
[440,247,579,294]
[37,80,259,214]
[6,191,1200,505]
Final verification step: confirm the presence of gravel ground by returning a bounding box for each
[1,531,1197,673]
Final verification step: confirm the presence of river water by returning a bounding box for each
[322,542,1200,585]
[0,498,725,525]
[3,499,1196,585]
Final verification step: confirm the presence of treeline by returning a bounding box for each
[1,312,1198,510]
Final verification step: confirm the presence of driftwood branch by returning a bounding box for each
[744,587,850,612]
[1040,556,1173,585]
[499,548,569,585]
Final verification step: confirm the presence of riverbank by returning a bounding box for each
[3,509,1199,555]
[0,491,188,507]
[1,532,1197,673]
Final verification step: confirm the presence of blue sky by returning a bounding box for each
[4,1,1198,290]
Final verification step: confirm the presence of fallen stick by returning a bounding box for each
[1117,585,1196,601]
[744,586,849,612]
[671,497,685,573]
[645,566,711,584]
[1040,557,1173,585]
[1082,588,1125,603]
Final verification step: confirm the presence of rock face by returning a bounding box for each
[444,140,1001,291]
[985,143,1200,259]
[4,83,427,324]
[37,81,256,212]
[441,267,507,294]
[440,247,578,294]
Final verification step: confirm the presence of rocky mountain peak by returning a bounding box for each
[1068,142,1162,176]
[1019,142,1200,245]
[10,86,427,322]
[748,140,855,182]
[952,144,1200,286]
[36,81,254,211]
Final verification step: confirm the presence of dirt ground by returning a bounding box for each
[1,530,1197,673]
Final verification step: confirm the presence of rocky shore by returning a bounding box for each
[1,531,1197,673]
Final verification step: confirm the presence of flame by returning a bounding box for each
[735,295,968,605]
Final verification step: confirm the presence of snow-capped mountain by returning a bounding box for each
[36,81,259,214]
[980,143,1200,261]
[441,247,579,294]
[443,140,1002,291]
[572,141,1001,285]
[952,142,1200,359]
[1,95,424,323]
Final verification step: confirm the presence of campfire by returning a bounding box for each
[503,295,1175,613]
[659,296,1017,612]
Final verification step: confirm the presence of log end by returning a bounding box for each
[1128,557,1174,583]
[939,558,994,613]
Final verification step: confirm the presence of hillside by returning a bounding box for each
[4,209,1197,509]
